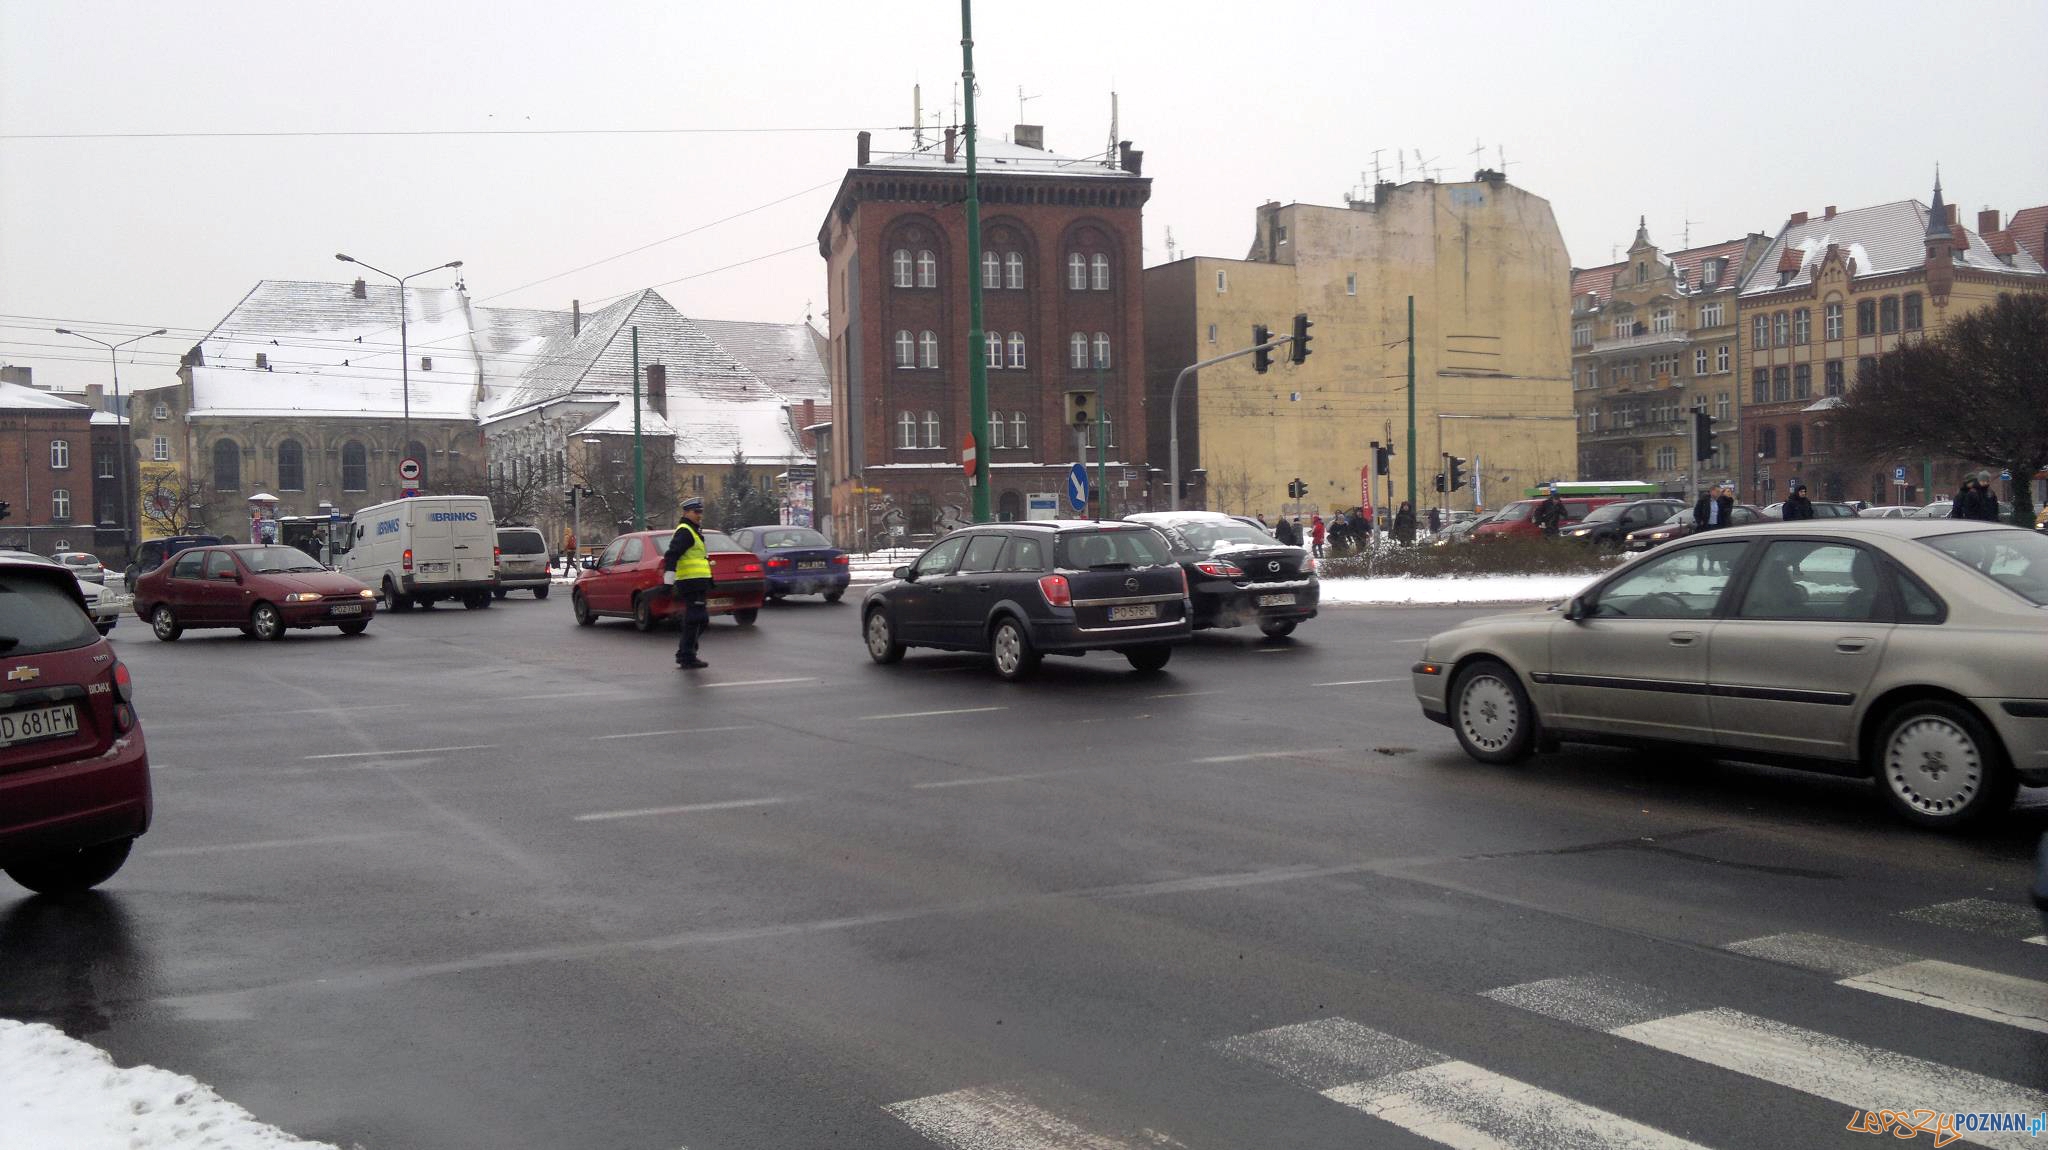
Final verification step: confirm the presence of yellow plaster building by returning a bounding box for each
[1144,175,1574,520]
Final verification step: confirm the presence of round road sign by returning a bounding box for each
[398,457,423,483]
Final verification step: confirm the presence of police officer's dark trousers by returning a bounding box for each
[674,578,712,664]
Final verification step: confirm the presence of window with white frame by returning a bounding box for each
[1649,353,1680,380]
[152,435,169,461]
[1585,408,1601,432]
[1716,344,1730,373]
[985,332,1003,369]
[1092,332,1111,370]
[1084,412,1115,449]
[915,250,938,288]
[96,451,113,479]
[1698,299,1724,327]
[922,410,941,448]
[897,411,917,448]
[1215,270,1227,293]
[1005,251,1025,289]
[1655,446,1677,471]
[1651,308,1675,334]
[1715,391,1730,421]
[1068,253,1088,290]
[1793,308,1811,345]
[1007,332,1026,369]
[987,410,1005,450]
[1069,332,1088,369]
[51,489,70,521]
[1346,273,1357,296]
[1751,315,1769,350]
[1694,349,1709,376]
[1009,410,1027,448]
[891,249,913,288]
[152,402,168,421]
[49,440,69,469]
[918,330,939,369]
[1772,311,1789,346]
[982,251,1001,289]
[1613,316,1634,340]
[1572,322,1591,347]
[1089,253,1110,291]
[894,330,915,368]
[1824,301,1843,341]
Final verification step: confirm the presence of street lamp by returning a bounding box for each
[334,254,462,474]
[54,326,167,558]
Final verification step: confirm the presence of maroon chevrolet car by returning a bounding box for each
[133,544,378,641]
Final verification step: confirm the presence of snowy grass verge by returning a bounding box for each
[1316,573,1596,606]
[0,1019,340,1150]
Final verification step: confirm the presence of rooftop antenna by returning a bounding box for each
[1397,151,1405,181]
[1471,137,1486,173]
[1495,144,1515,175]
[1165,225,1177,263]
[1682,210,1703,251]
[1017,84,1040,124]
[1371,149,1385,184]
[1106,90,1119,165]
[913,84,924,148]
[951,81,959,130]
[1414,148,1440,182]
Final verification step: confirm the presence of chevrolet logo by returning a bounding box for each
[5,666,39,683]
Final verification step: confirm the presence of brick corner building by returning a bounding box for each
[816,125,1150,546]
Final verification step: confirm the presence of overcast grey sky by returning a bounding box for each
[5,0,2044,395]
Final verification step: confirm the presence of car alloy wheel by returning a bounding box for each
[990,619,1037,681]
[251,602,285,641]
[865,610,903,664]
[1877,701,2015,827]
[151,605,181,642]
[1450,659,1535,764]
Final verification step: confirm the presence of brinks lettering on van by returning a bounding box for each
[377,518,402,536]
[428,511,480,522]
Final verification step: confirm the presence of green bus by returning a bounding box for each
[1522,480,1660,499]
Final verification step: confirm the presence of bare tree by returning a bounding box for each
[567,442,677,545]
[1210,458,1257,516]
[135,464,211,536]
[1833,292,2048,527]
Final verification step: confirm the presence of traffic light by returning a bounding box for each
[1374,445,1393,476]
[1251,324,1271,374]
[1693,408,1717,460]
[0,500,8,522]
[1448,456,1467,492]
[1287,478,1306,499]
[1434,472,1446,493]
[1064,389,1093,430]
[1291,312,1313,365]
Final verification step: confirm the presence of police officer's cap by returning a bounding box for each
[680,496,705,511]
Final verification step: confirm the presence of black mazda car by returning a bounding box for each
[860,521,1191,680]
[1125,511,1319,637]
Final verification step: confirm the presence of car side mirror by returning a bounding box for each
[217,570,240,582]
[1561,594,1587,621]
[894,565,914,581]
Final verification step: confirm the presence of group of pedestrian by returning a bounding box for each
[1950,470,2003,522]
[1694,483,1737,530]
[1271,514,1331,557]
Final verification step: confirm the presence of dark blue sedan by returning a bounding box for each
[730,525,850,602]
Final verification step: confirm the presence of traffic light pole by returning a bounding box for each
[961,0,991,523]
[1406,295,1417,523]
[1165,333,1293,510]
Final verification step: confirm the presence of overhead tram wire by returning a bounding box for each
[1,124,902,142]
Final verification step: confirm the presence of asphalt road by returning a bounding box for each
[4,590,2044,1150]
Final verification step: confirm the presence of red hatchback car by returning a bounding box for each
[134,544,379,641]
[570,528,766,630]
[0,558,150,895]
[1470,496,1622,540]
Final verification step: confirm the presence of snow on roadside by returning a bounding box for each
[1315,573,1596,606]
[0,1019,339,1150]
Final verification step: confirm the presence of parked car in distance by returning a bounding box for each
[53,552,108,585]
[0,550,120,634]
[1413,519,2048,829]
[1761,500,1859,519]
[0,557,151,894]
[133,545,377,641]
[862,521,1191,680]
[1559,499,1687,546]
[493,526,552,600]
[1432,508,1504,546]
[1858,505,1918,519]
[1125,510,1318,637]
[730,525,850,602]
[1620,505,1765,553]
[1470,496,1621,540]
[570,528,766,630]
[121,534,223,587]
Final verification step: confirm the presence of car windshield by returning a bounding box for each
[702,531,740,551]
[0,568,99,656]
[1921,530,2048,605]
[1163,519,1277,551]
[759,528,831,549]
[1055,529,1172,569]
[1580,504,1629,523]
[1496,502,1537,522]
[499,531,546,554]
[239,547,326,574]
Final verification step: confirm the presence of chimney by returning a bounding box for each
[1824,205,1836,220]
[943,126,957,164]
[645,364,667,418]
[86,383,104,412]
[1978,208,2000,235]
[1946,203,1958,226]
[1013,124,1044,150]
[1789,211,1809,226]
[857,130,871,166]
[571,299,580,337]
[1119,141,1143,176]
[255,352,268,369]
[802,398,816,428]
[352,277,367,300]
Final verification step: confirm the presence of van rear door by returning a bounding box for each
[411,509,454,584]
[448,501,496,583]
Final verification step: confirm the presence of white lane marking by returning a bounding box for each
[1389,638,1432,644]
[150,832,402,858]
[591,725,755,741]
[1899,898,2042,938]
[913,770,1080,790]
[1217,1017,1709,1150]
[885,1085,1139,1150]
[1312,678,1404,687]
[1253,646,1296,653]
[700,677,816,688]
[302,744,496,760]
[2027,936,2046,947]
[269,702,410,716]
[574,797,792,822]
[1486,975,2048,1145]
[501,690,607,702]
[1728,932,2048,1033]
[859,706,1007,721]
[1147,689,1221,699]
[1194,748,1341,764]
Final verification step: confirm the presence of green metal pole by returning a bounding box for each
[1406,295,1417,513]
[631,325,645,530]
[962,0,991,523]
[1095,379,1108,520]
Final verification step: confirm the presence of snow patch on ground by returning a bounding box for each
[0,1019,338,1150]
[1316,573,1596,606]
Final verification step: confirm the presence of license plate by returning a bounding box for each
[0,704,78,748]
[330,604,363,616]
[1257,593,1296,607]
[797,561,826,570]
[1107,603,1158,621]
[708,598,734,610]
[421,561,450,573]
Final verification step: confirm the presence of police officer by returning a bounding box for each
[661,497,714,669]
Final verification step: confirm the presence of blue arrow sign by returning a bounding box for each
[1067,463,1090,512]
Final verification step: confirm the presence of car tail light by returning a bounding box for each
[830,555,850,566]
[767,557,790,568]
[1038,574,1071,608]
[741,562,762,576]
[494,546,502,566]
[402,548,414,572]
[1192,559,1243,578]
[111,660,135,733]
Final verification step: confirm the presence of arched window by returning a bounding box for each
[277,439,305,491]
[1010,410,1027,448]
[915,249,938,288]
[922,410,941,448]
[1067,252,1087,290]
[1092,332,1112,369]
[1005,252,1025,289]
[982,251,1002,289]
[998,490,1023,522]
[918,330,939,369]
[341,441,368,491]
[891,249,913,288]
[1759,427,1777,458]
[897,410,918,449]
[406,440,428,487]
[894,330,915,369]
[1007,332,1026,369]
[212,439,241,490]
[1069,332,1088,369]
[1090,253,1110,291]
[987,410,1005,450]
[985,332,1003,369]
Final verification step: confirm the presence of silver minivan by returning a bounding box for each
[494,526,552,599]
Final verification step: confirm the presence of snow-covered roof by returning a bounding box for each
[1738,200,2047,296]
[862,131,1129,179]
[0,381,91,412]
[89,410,128,426]
[580,396,675,438]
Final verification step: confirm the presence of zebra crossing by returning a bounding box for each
[883,898,2048,1150]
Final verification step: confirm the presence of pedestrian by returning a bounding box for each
[1533,491,1567,538]
[1393,501,1417,545]
[1693,486,1724,532]
[1782,480,1815,521]
[661,496,715,670]
[1951,471,2001,522]
[1274,516,1296,546]
[1310,513,1326,558]
[560,527,577,575]
[1427,507,1443,535]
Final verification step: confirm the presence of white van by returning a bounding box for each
[337,495,499,611]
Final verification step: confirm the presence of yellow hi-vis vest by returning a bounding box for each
[672,521,712,581]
